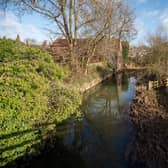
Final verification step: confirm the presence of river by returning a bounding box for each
[31,74,144,168]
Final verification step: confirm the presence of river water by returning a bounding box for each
[32,74,142,168]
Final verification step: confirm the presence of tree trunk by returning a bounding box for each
[117,39,123,72]
[73,0,78,47]
[84,45,96,75]
[69,42,75,67]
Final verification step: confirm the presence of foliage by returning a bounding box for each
[48,83,82,122]
[122,42,129,64]
[1,0,136,71]
[145,45,168,78]
[0,39,81,167]
[0,39,21,62]
[143,32,168,79]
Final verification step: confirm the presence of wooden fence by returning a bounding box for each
[148,79,168,90]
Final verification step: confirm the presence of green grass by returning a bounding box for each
[66,62,112,90]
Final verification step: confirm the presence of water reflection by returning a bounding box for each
[61,74,137,168]
[30,74,138,168]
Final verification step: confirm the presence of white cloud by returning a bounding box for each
[146,10,160,17]
[0,12,48,43]
[160,9,168,30]
[162,18,168,29]
[131,8,168,46]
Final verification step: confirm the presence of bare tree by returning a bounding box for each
[0,0,95,66]
[1,0,136,72]
[114,1,136,71]
[144,27,168,78]
[79,0,110,73]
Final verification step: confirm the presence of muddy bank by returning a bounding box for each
[130,88,168,168]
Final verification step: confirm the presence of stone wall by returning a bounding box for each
[79,74,112,93]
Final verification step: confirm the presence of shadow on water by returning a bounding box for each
[28,73,142,168]
[29,130,85,168]
[72,73,142,168]
[1,73,146,168]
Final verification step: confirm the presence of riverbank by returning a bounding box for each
[66,62,113,93]
[130,87,168,167]
[78,72,112,93]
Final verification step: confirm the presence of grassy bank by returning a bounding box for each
[66,62,113,93]
[0,39,81,167]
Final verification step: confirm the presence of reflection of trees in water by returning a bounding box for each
[61,75,139,167]
[116,73,123,113]
[82,73,132,122]
[69,113,131,168]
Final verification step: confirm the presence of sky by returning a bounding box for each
[128,0,168,45]
[0,0,168,45]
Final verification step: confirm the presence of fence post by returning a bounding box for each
[166,78,168,87]
[153,81,158,89]
[148,79,168,90]
[148,81,153,90]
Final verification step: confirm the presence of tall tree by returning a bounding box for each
[0,0,93,66]
[112,0,136,71]
[1,0,136,72]
[145,27,168,78]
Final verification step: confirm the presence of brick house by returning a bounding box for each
[50,38,123,65]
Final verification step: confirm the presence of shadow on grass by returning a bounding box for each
[0,121,59,140]
[0,121,85,168]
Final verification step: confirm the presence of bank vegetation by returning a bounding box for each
[0,39,81,167]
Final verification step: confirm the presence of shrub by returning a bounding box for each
[0,39,21,62]
[122,42,129,64]
[0,39,81,167]
[48,83,82,122]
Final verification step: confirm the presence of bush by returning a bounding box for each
[122,42,129,64]
[0,39,21,62]
[0,39,81,167]
[48,83,82,122]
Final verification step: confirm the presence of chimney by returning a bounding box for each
[26,39,30,46]
[16,34,21,43]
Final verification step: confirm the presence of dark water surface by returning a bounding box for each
[32,74,141,168]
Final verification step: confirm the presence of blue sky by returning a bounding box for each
[128,0,168,45]
[0,0,168,45]
[0,12,52,43]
